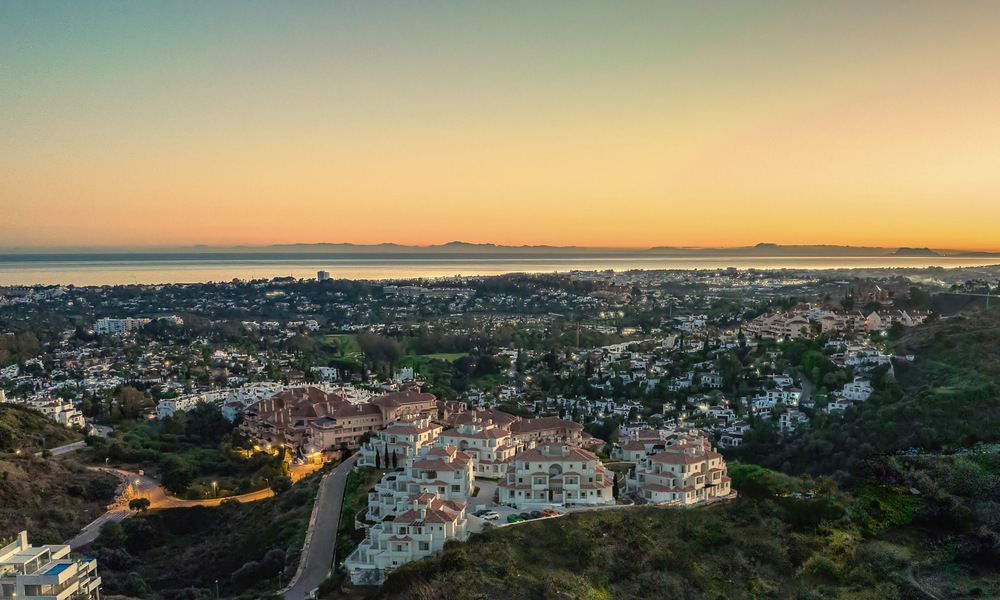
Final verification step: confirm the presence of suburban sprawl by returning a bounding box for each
[2,262,1000,599]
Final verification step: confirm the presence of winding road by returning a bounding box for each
[65,467,274,549]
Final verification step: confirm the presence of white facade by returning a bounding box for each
[499,443,614,509]
[0,531,101,600]
[356,416,443,468]
[629,442,731,505]
[436,418,518,478]
[346,446,474,584]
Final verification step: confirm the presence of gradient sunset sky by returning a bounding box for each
[2,1,999,250]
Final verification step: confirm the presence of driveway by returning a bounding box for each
[469,480,497,510]
[283,454,356,600]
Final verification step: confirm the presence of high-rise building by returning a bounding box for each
[317,271,330,281]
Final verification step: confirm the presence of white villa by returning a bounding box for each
[0,531,102,600]
[499,443,615,509]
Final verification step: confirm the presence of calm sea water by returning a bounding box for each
[1,255,999,286]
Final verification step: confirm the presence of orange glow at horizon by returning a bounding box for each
[3,2,1000,252]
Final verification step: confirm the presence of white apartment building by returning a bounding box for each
[356,416,443,468]
[345,492,468,585]
[346,446,474,584]
[436,417,518,478]
[94,318,150,335]
[365,446,475,527]
[0,531,101,600]
[499,443,615,509]
[629,442,731,505]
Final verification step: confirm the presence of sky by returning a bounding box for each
[2,1,999,251]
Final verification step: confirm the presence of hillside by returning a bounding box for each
[730,308,1000,480]
[0,455,119,544]
[89,467,322,600]
[359,457,998,600]
[0,404,81,453]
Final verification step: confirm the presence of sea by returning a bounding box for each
[2,254,999,287]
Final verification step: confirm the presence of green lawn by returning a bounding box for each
[421,353,466,362]
[323,334,362,356]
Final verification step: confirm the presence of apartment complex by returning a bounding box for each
[241,387,444,457]
[0,531,101,600]
[499,442,615,509]
[345,446,473,584]
[437,417,518,478]
[356,415,443,468]
[628,441,732,505]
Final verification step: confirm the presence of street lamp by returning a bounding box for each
[212,481,218,498]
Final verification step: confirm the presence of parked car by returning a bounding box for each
[507,514,524,523]
[472,508,490,517]
[540,509,559,517]
[481,510,500,521]
[519,512,533,520]
[530,510,544,519]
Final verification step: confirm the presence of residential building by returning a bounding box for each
[629,442,732,505]
[356,415,443,468]
[94,318,150,335]
[344,492,468,585]
[346,446,474,584]
[436,417,518,478]
[499,443,614,509]
[0,531,101,600]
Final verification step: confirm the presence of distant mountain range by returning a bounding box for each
[0,242,998,258]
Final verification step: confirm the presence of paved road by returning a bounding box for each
[284,455,356,600]
[66,508,131,549]
[65,467,274,549]
[798,370,814,406]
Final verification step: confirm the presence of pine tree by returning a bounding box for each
[375,449,381,469]
[612,472,620,500]
[391,451,398,469]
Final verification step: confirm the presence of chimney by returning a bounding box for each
[419,508,426,519]
[19,530,28,548]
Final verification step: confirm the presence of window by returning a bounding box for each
[419,541,429,551]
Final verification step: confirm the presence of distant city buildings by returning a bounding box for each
[317,270,331,281]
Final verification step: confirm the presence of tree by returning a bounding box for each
[375,449,381,469]
[128,497,151,512]
[391,451,398,469]
[270,476,293,494]
[612,472,620,500]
